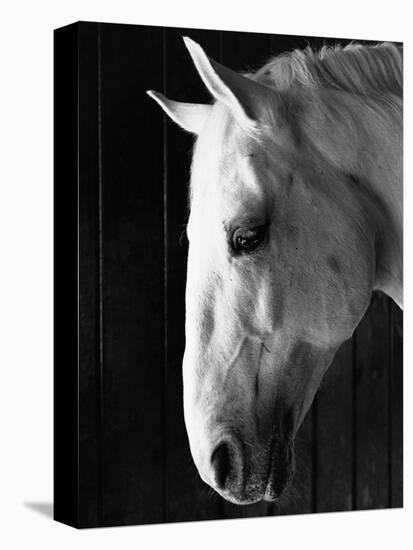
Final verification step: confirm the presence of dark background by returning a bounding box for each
[54,21,403,528]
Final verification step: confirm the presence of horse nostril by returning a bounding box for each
[211,442,231,490]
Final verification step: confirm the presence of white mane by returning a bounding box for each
[254,42,402,99]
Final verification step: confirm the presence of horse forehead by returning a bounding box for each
[196,101,262,162]
[193,149,267,220]
[196,125,266,191]
[220,152,267,203]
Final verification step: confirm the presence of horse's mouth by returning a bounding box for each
[263,435,295,501]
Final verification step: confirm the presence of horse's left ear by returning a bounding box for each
[183,36,275,126]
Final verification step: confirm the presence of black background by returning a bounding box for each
[54,22,403,528]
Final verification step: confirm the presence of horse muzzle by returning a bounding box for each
[207,430,295,505]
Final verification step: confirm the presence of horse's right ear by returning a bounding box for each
[146,90,211,135]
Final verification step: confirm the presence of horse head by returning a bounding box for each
[148,37,399,504]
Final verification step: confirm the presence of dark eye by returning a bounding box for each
[232,225,267,253]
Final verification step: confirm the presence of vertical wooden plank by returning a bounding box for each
[390,300,403,507]
[99,23,165,526]
[354,292,389,509]
[315,340,353,512]
[221,30,277,519]
[164,27,227,523]
[78,22,101,527]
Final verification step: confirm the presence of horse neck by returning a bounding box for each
[301,88,403,307]
[369,166,402,309]
[350,96,403,308]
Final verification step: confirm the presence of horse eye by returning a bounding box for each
[232,225,266,253]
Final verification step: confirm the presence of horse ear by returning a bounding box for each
[183,36,273,126]
[146,90,211,135]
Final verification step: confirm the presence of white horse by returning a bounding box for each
[148,38,402,505]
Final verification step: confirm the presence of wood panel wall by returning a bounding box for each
[54,22,403,528]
